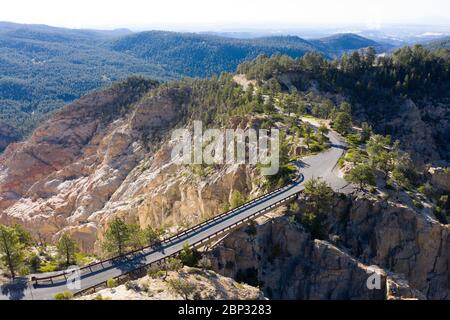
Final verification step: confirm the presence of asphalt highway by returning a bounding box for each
[0,128,348,300]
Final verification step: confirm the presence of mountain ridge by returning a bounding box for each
[0,22,386,146]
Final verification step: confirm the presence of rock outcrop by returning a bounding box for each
[210,194,449,300]
[427,166,450,191]
[0,80,262,252]
[210,210,388,300]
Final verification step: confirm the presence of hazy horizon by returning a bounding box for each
[0,0,449,32]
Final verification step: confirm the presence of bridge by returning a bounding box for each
[0,128,348,300]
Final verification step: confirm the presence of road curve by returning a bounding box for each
[0,128,348,300]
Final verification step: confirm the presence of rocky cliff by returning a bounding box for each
[209,193,449,300]
[0,78,264,252]
[358,99,450,169]
[0,76,448,300]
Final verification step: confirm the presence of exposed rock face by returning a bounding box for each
[328,195,450,300]
[210,194,449,300]
[427,167,450,191]
[373,99,444,168]
[0,81,261,252]
[210,212,387,300]
[0,80,191,250]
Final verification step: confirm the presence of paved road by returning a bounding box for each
[0,127,348,300]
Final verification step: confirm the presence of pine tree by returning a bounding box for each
[0,225,24,279]
[333,112,352,134]
[56,233,79,266]
[345,164,376,191]
[102,217,131,257]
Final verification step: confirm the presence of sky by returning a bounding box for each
[0,0,449,30]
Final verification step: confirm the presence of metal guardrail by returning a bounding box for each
[31,173,303,287]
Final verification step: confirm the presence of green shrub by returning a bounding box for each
[28,253,41,273]
[287,215,297,224]
[179,242,197,267]
[147,265,162,278]
[346,133,361,146]
[54,291,74,300]
[75,252,94,266]
[309,142,324,153]
[301,212,327,240]
[106,278,117,288]
[186,267,203,274]
[39,260,59,273]
[93,294,111,300]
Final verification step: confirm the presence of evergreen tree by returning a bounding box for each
[360,122,372,143]
[143,226,162,246]
[56,233,79,266]
[128,224,145,250]
[345,164,376,191]
[303,178,334,215]
[333,112,352,134]
[102,217,131,257]
[318,124,329,139]
[179,242,195,267]
[0,225,24,279]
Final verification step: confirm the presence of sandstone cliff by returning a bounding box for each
[209,193,449,300]
[0,79,265,252]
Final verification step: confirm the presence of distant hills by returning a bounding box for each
[0,22,390,140]
[425,36,450,50]
[109,32,391,78]
[309,33,390,56]
[109,32,317,78]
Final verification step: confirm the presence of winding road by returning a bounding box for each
[0,125,349,300]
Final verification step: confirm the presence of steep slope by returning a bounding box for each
[0,121,20,152]
[210,190,449,299]
[238,47,450,167]
[0,75,269,251]
[0,69,448,300]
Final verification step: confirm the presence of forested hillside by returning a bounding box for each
[238,45,450,165]
[0,22,384,144]
[109,32,318,77]
[0,23,175,139]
